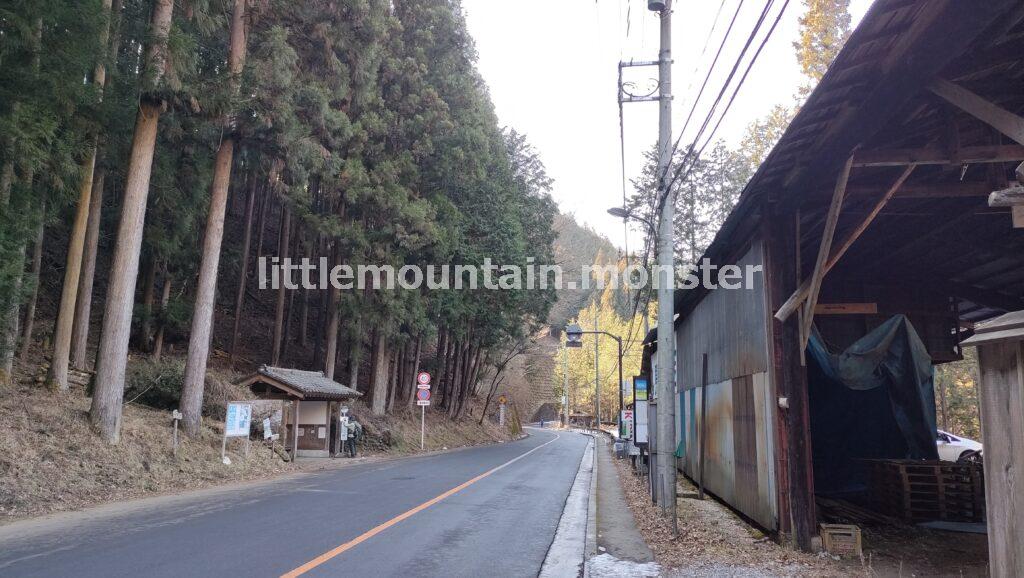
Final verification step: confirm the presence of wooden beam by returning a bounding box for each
[777,164,914,323]
[930,79,1024,145]
[990,184,1024,207]
[814,303,879,315]
[800,155,854,353]
[888,181,993,199]
[762,199,817,551]
[853,144,1024,167]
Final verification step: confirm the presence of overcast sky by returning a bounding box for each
[462,0,874,251]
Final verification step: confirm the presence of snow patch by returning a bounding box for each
[586,553,661,577]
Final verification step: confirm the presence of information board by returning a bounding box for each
[224,403,252,438]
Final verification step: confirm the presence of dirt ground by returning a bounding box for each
[0,356,513,525]
[609,453,990,577]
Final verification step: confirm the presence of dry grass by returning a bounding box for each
[610,455,855,577]
[608,454,992,577]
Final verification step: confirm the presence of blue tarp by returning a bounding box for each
[807,315,939,495]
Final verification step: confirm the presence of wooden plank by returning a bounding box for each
[762,200,816,549]
[853,144,1024,167]
[777,164,912,323]
[814,303,879,315]
[800,155,855,351]
[975,341,1024,576]
[930,78,1024,145]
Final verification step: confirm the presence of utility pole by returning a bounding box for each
[594,315,601,431]
[563,345,570,428]
[654,0,677,532]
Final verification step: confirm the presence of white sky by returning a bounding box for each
[462,0,874,251]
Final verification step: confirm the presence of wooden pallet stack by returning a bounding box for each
[866,459,985,523]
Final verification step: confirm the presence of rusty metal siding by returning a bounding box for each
[677,240,769,391]
[733,375,759,518]
[675,240,777,529]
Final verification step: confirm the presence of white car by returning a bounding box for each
[936,429,983,462]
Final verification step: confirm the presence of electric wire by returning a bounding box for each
[661,0,791,211]
[655,0,783,217]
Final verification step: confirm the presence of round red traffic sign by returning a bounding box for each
[417,371,431,386]
[416,388,431,401]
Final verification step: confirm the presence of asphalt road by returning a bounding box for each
[0,428,589,578]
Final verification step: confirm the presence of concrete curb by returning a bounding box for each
[540,432,594,578]
[586,432,599,561]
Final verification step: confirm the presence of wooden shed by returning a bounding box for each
[961,311,1024,577]
[651,0,1024,554]
[240,366,362,458]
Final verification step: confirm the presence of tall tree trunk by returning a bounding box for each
[455,342,474,419]
[323,254,341,379]
[435,329,449,407]
[255,192,269,266]
[1,251,24,384]
[0,161,14,386]
[348,322,362,389]
[90,0,175,443]
[138,257,157,351]
[152,272,172,361]
[387,344,401,412]
[446,340,463,417]
[49,0,114,391]
[18,202,46,362]
[70,168,105,370]
[299,288,309,349]
[370,330,388,415]
[0,171,31,383]
[0,167,36,381]
[180,0,248,436]
[230,176,257,368]
[407,336,422,406]
[281,271,296,364]
[271,206,291,365]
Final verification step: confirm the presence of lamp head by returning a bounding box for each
[607,206,631,219]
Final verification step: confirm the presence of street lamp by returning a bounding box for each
[565,324,584,348]
[607,206,656,231]
[564,324,625,434]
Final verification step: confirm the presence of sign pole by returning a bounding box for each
[416,371,432,450]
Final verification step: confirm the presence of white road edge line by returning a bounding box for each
[540,434,594,578]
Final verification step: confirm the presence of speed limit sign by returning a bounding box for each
[417,371,431,389]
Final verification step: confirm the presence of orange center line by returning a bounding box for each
[281,431,560,578]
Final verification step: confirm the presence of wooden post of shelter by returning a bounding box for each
[961,311,1024,577]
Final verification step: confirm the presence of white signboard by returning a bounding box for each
[634,400,649,445]
[339,416,349,441]
[262,417,273,439]
[225,403,252,438]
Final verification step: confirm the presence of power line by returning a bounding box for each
[673,0,748,162]
[655,0,785,216]
[698,0,793,154]
[662,0,791,205]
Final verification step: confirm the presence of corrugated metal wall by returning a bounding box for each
[676,240,778,529]
[677,241,770,390]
